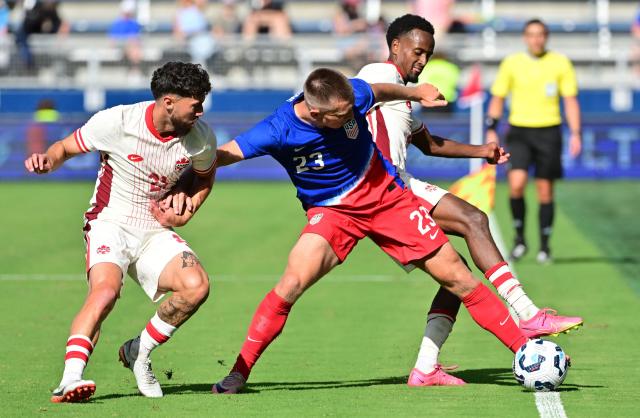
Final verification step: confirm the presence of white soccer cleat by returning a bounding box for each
[536,249,552,264]
[119,337,163,398]
[211,371,246,394]
[50,379,96,403]
[510,242,528,261]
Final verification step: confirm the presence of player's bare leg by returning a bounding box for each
[213,233,340,394]
[535,178,554,263]
[429,192,582,337]
[51,263,123,403]
[119,251,209,398]
[415,242,529,353]
[430,193,539,322]
[508,168,529,260]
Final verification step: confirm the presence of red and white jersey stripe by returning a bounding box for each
[356,62,425,175]
[76,101,217,230]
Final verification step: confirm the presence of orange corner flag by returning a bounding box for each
[449,164,496,214]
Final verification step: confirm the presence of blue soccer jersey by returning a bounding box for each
[235,78,403,208]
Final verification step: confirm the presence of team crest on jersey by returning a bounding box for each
[309,213,324,225]
[175,157,190,171]
[343,119,359,139]
[96,245,110,255]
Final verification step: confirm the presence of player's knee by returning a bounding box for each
[466,207,489,231]
[278,272,306,300]
[88,286,119,313]
[180,273,210,305]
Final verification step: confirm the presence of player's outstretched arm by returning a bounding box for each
[24,133,84,174]
[370,82,447,108]
[412,127,510,165]
[216,140,245,167]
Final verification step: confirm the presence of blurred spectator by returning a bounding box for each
[173,0,214,65]
[417,51,460,113]
[109,0,143,76]
[333,0,367,35]
[0,1,10,69]
[410,0,465,39]
[242,0,291,41]
[211,0,240,39]
[632,4,640,76]
[26,99,59,155]
[15,0,69,69]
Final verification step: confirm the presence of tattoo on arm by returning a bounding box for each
[181,251,201,268]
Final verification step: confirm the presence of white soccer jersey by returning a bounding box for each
[74,101,217,230]
[356,62,425,175]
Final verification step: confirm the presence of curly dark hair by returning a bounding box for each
[386,14,435,48]
[150,62,211,100]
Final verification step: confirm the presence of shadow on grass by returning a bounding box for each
[517,256,638,265]
[91,369,605,399]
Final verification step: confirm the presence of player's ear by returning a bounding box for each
[162,95,175,111]
[391,38,400,56]
[308,106,321,119]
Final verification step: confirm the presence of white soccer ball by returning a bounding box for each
[512,339,570,391]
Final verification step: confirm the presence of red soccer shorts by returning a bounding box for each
[302,183,449,265]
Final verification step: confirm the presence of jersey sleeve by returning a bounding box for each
[356,63,397,85]
[74,106,123,153]
[190,121,218,176]
[235,115,282,160]
[350,78,376,116]
[558,56,578,97]
[490,57,512,98]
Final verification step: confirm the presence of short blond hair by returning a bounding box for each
[303,68,354,110]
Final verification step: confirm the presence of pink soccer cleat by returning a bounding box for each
[519,308,583,338]
[407,365,466,387]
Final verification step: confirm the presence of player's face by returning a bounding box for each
[169,96,205,136]
[523,23,548,56]
[392,29,434,83]
[319,99,354,129]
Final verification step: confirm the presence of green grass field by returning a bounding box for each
[0,180,638,417]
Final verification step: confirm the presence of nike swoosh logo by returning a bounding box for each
[293,146,305,152]
[247,336,262,343]
[499,314,511,326]
[429,230,439,240]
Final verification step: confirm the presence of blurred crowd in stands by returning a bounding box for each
[0,0,639,93]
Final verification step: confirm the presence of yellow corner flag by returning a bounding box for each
[449,164,496,214]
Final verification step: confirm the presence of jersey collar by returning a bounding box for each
[385,60,408,85]
[145,103,175,143]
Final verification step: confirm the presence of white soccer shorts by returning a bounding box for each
[84,219,195,301]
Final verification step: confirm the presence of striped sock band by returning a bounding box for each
[62,334,93,383]
[139,313,176,358]
[485,261,538,321]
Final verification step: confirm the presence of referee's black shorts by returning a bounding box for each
[505,125,563,179]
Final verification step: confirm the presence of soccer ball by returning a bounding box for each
[512,339,569,391]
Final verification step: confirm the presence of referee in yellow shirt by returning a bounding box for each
[486,19,582,264]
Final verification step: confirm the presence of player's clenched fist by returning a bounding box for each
[25,153,54,174]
